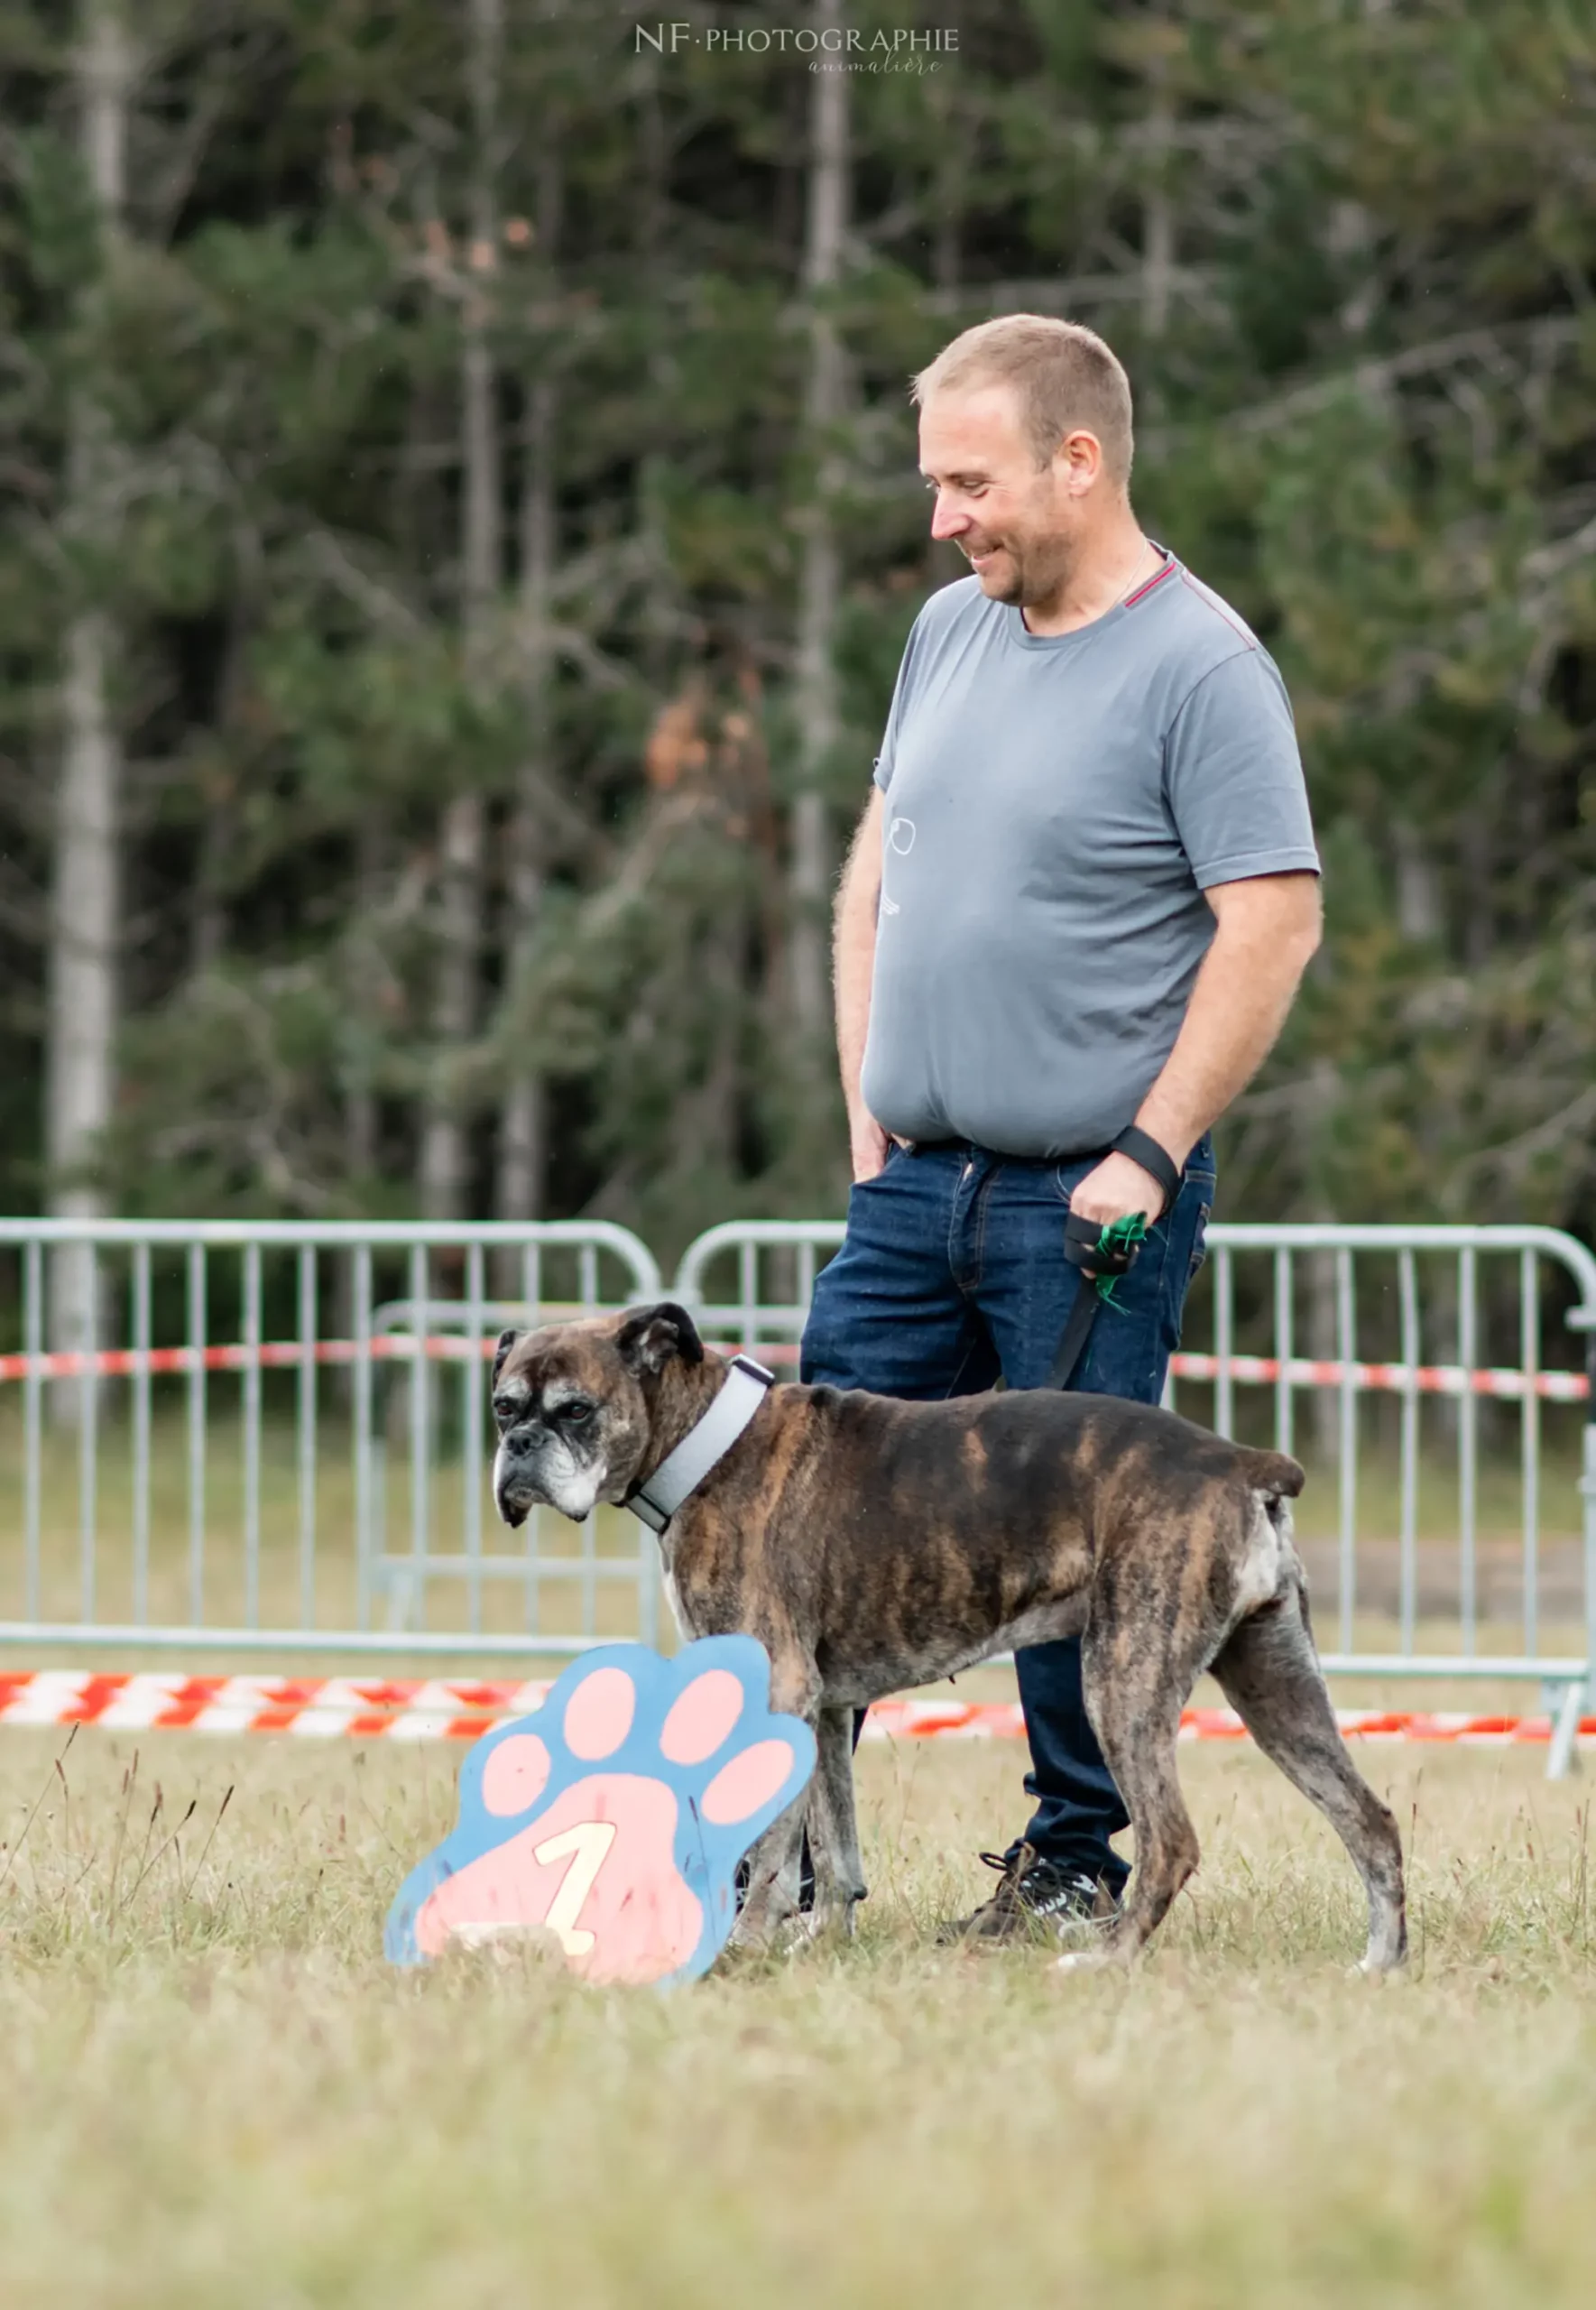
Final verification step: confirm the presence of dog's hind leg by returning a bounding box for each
[803,1705,867,1936]
[1211,1573,1407,1973]
[1069,1634,1200,1970]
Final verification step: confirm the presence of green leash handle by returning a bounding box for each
[1050,1209,1151,1387]
[1092,1211,1149,1306]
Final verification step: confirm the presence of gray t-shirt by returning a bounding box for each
[861,554,1320,1159]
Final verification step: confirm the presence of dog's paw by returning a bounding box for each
[385,1638,815,1988]
[1053,1945,1121,1977]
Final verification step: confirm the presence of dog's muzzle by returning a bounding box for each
[494,1428,541,1523]
[494,1426,603,1527]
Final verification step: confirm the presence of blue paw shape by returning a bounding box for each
[385,1637,816,1987]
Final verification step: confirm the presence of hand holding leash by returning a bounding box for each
[1068,1148,1163,1242]
[1065,1210,1149,1301]
[1067,1126,1183,1257]
[1049,1127,1183,1389]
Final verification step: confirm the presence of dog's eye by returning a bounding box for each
[491,1393,519,1422]
[558,1400,596,1427]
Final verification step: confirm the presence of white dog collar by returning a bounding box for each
[627,1354,775,1533]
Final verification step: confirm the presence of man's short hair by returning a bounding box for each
[910,315,1135,483]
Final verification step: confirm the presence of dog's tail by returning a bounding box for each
[1235,1446,1305,1504]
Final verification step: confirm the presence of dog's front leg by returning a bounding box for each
[729,1790,808,1947]
[729,1643,821,1950]
[804,1705,867,1936]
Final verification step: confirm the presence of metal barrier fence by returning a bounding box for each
[674,1221,1596,1776]
[0,1220,660,1659]
[3,1215,1594,1769]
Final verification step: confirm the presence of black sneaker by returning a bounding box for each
[936,1842,1121,1946]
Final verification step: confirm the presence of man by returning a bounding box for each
[799,313,1322,1942]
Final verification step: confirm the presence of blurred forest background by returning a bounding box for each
[3,0,1593,1269]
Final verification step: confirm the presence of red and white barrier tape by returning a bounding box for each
[0,1334,1588,1400]
[0,1672,554,1742]
[740,1346,1591,1402]
[0,1673,1590,1747]
[1167,1351,1589,1403]
[0,1334,505,1384]
[871,1701,1596,1746]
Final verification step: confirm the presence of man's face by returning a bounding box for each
[918,383,1090,608]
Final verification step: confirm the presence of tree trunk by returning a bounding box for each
[189,610,250,976]
[1141,62,1175,342]
[47,2,133,1404]
[632,53,678,691]
[346,815,384,1191]
[789,0,850,1056]
[1394,821,1441,942]
[494,137,562,1268]
[420,0,502,1223]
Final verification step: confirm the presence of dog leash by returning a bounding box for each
[1047,1126,1183,1390]
[627,1354,775,1532]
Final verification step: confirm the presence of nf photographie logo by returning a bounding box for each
[636,21,959,71]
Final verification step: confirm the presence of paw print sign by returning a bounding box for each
[385,1638,816,1988]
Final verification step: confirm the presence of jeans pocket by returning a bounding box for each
[1051,1159,1094,1206]
[1185,1175,1215,1280]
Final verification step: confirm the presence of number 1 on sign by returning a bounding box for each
[532,1820,618,1957]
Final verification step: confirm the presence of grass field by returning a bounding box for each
[3,1723,1593,2307]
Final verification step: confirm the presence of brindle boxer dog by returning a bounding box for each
[489,1302,1407,1973]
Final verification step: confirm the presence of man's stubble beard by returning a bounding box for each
[974,526,1078,613]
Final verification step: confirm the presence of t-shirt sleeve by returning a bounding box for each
[872,612,926,794]
[1164,646,1321,888]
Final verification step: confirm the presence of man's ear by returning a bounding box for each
[493,1328,520,1386]
[615,1301,704,1378]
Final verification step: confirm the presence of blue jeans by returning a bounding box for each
[800,1134,1215,1894]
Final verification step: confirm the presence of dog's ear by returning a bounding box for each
[492,1327,520,1386]
[615,1301,703,1378]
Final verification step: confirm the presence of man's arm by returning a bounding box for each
[833,788,889,1182]
[1069,870,1323,1230]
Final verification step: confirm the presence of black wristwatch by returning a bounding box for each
[1110,1124,1182,1218]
